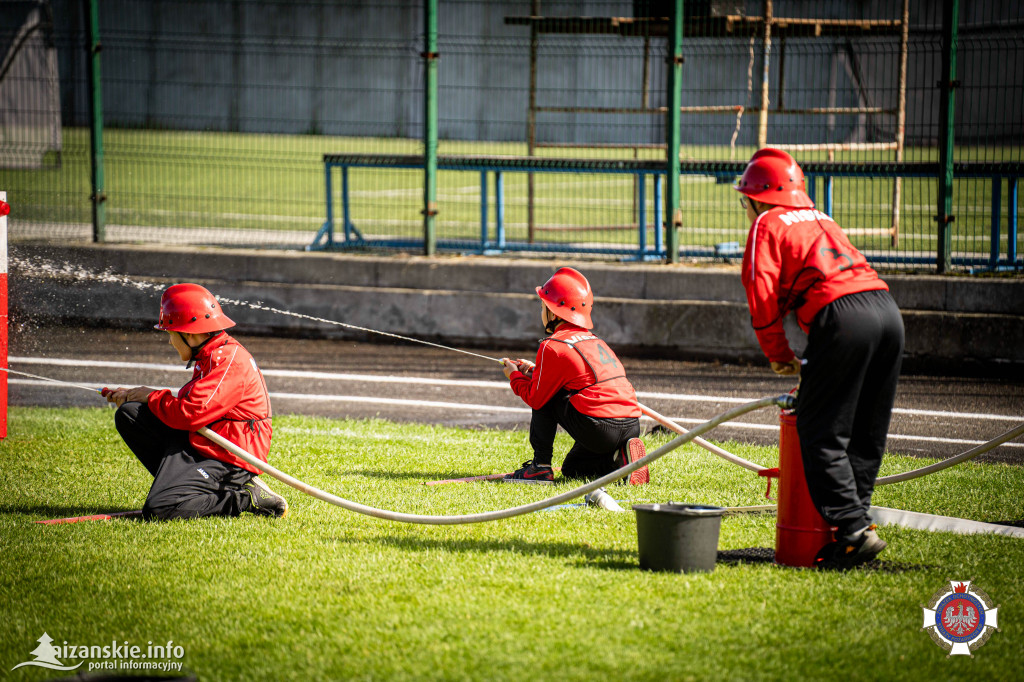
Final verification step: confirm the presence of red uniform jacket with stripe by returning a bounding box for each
[508,324,641,418]
[147,333,273,474]
[741,205,889,363]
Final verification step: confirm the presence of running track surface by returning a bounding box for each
[7,326,1023,464]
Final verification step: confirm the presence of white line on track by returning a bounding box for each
[269,390,530,414]
[11,357,1023,424]
[11,377,1023,450]
[7,378,529,414]
[651,413,1024,448]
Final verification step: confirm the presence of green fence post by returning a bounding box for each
[83,0,105,242]
[664,0,683,263]
[936,0,959,273]
[423,0,438,256]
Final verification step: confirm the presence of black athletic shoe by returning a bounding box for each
[614,437,649,486]
[244,476,289,518]
[814,524,886,570]
[503,460,554,485]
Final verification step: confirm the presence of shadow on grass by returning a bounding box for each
[49,673,196,682]
[326,536,931,573]
[321,469,507,483]
[333,533,636,568]
[0,504,143,521]
[717,547,776,565]
[717,546,931,573]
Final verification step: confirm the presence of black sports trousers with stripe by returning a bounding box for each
[115,401,254,520]
[529,389,640,479]
[795,289,904,537]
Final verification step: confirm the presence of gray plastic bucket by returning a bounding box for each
[634,503,726,573]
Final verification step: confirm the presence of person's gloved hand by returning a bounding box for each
[101,386,154,407]
[500,358,517,379]
[514,359,535,376]
[102,386,129,407]
[501,358,534,379]
[770,358,802,376]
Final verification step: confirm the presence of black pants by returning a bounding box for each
[530,390,641,479]
[115,402,253,520]
[797,289,904,537]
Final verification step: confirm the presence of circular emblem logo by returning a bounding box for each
[922,581,999,656]
[936,592,984,641]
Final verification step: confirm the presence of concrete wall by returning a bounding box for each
[48,0,1023,145]
[11,244,1024,373]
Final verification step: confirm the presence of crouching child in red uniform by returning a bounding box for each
[103,283,288,520]
[500,267,649,485]
[736,149,904,568]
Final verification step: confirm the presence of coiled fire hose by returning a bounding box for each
[198,393,794,525]
[639,397,1024,487]
[874,421,1024,485]
[4,366,1020,511]
[638,403,766,473]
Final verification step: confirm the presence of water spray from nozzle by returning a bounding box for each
[215,296,505,364]
[10,254,505,365]
[0,367,105,394]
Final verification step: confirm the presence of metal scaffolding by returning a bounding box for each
[506,0,911,249]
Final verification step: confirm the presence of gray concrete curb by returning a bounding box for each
[10,243,1024,370]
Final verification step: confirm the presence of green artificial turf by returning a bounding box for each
[1,406,1022,681]
[1,128,1019,263]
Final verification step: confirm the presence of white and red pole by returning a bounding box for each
[0,191,8,439]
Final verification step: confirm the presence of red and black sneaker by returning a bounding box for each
[502,460,555,485]
[615,437,649,486]
[814,524,886,570]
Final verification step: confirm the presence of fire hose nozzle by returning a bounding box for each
[776,393,796,411]
[584,487,625,512]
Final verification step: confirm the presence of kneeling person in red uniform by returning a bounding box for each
[736,149,904,568]
[103,283,287,520]
[500,267,648,485]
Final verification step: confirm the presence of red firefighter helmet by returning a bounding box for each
[155,283,235,333]
[536,267,594,329]
[734,148,814,208]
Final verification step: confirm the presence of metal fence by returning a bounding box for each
[0,0,1021,271]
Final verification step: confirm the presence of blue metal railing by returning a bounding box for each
[310,154,669,260]
[312,155,1023,270]
[803,162,1021,270]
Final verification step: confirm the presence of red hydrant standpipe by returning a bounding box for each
[764,411,837,567]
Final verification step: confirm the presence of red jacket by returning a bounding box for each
[508,324,641,418]
[742,206,888,363]
[148,333,273,474]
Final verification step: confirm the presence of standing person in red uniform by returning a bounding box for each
[500,267,649,485]
[736,148,904,568]
[103,283,288,520]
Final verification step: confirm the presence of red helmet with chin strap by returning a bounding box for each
[536,267,594,329]
[156,283,235,334]
[735,148,814,208]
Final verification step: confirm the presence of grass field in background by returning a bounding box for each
[2,406,1022,681]
[1,128,1020,261]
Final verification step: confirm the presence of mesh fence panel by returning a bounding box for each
[0,0,1020,270]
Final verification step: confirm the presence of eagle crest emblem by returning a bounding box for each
[922,581,999,656]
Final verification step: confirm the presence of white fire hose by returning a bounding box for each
[874,421,1024,485]
[638,402,767,473]
[4,365,1019,518]
[198,393,794,525]
[640,395,1023,488]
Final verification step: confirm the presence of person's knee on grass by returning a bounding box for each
[500,268,648,486]
[104,283,287,520]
